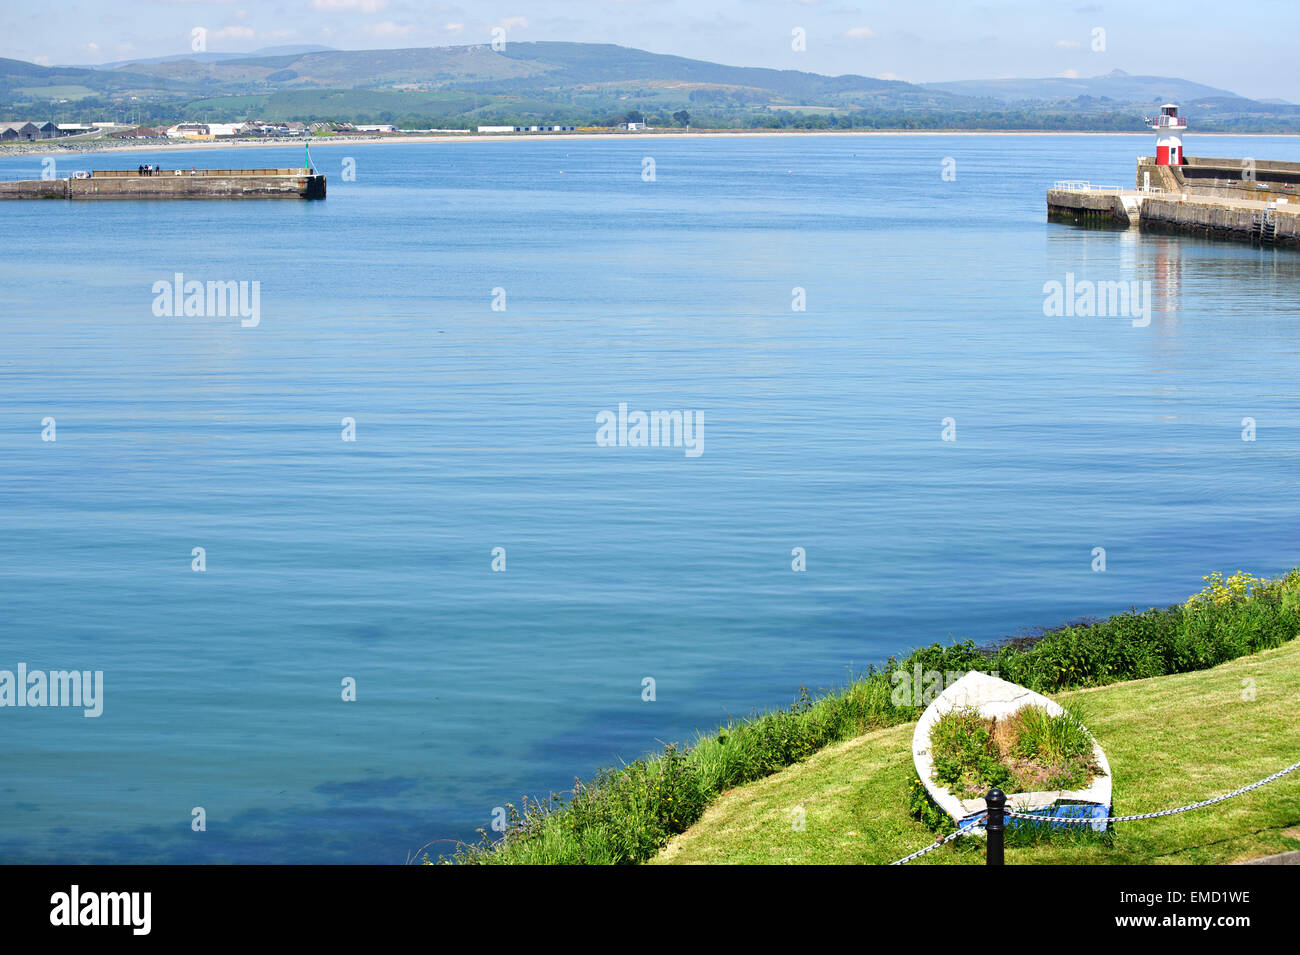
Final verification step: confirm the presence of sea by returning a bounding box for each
[1,132,1298,862]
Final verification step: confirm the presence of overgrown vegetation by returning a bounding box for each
[1003,704,1099,789]
[929,704,1101,798]
[906,774,954,834]
[438,569,1300,865]
[928,708,1010,798]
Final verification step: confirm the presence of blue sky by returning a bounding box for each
[6,0,1297,102]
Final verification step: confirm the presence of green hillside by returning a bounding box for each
[3,44,1298,131]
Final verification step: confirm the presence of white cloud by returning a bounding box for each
[845,26,877,39]
[497,16,528,30]
[1058,69,1080,78]
[444,23,464,34]
[1055,39,1081,49]
[312,0,388,11]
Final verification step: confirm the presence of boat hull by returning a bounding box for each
[912,671,1113,833]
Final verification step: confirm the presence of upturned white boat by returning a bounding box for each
[912,671,1112,832]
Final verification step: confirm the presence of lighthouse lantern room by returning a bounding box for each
[1147,103,1187,166]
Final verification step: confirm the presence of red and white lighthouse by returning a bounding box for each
[1147,103,1187,165]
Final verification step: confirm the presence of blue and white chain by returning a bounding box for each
[1004,758,1300,825]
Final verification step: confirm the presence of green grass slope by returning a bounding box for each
[653,637,1300,865]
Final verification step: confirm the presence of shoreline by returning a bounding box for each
[655,634,1300,865]
[2,127,1297,158]
[450,569,1300,864]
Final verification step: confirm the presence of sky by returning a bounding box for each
[4,0,1297,102]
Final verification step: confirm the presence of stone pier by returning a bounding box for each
[1046,157,1299,248]
[0,167,326,200]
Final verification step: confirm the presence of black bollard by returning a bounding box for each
[986,788,1005,865]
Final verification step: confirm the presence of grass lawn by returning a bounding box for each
[652,638,1300,865]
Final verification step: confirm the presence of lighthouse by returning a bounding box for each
[1147,103,1187,166]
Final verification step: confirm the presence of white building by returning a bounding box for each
[477,124,576,133]
[165,123,210,139]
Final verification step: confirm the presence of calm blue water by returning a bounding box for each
[1,133,1299,863]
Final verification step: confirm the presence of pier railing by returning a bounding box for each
[1052,180,1122,192]
[88,168,312,178]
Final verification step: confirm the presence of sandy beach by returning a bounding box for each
[3,127,1294,159]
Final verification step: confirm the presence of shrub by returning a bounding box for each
[929,707,1012,798]
[1185,571,1266,610]
[907,774,954,834]
[926,703,1100,799]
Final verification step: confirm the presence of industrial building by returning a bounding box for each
[0,121,59,141]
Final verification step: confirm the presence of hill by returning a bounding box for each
[2,44,1297,132]
[84,45,338,70]
[67,42,973,110]
[924,68,1244,104]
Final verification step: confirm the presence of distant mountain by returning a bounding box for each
[923,69,1245,105]
[0,56,161,93]
[920,68,1300,127]
[246,45,340,58]
[87,46,337,71]
[81,41,967,109]
[2,44,1296,132]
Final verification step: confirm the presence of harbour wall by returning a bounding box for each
[1140,196,1300,247]
[0,168,325,199]
[1047,189,1132,226]
[1047,156,1298,248]
[1136,156,1300,202]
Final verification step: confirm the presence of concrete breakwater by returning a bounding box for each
[0,167,325,200]
[1047,156,1298,248]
